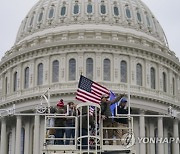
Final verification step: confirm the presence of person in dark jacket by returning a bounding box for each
[55,99,66,145]
[65,102,76,145]
[114,98,131,145]
[101,93,124,145]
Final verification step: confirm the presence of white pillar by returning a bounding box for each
[33,115,40,154]
[158,117,164,154]
[173,119,179,154]
[15,116,22,154]
[164,128,169,154]
[149,122,155,154]
[140,110,146,154]
[11,127,16,154]
[24,121,30,154]
[0,118,7,154]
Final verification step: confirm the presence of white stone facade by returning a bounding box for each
[0,0,180,154]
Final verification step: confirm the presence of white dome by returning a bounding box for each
[15,0,167,45]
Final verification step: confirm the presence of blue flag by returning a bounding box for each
[109,91,120,116]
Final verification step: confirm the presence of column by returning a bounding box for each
[24,121,30,154]
[164,128,169,154]
[11,127,16,154]
[139,110,146,154]
[15,116,22,154]
[33,115,40,154]
[158,117,164,154]
[0,118,7,154]
[149,122,155,154]
[173,119,179,154]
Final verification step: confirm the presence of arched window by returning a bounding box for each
[8,132,12,154]
[21,128,25,154]
[86,58,93,80]
[61,6,66,16]
[14,72,18,92]
[37,63,43,85]
[52,60,59,83]
[101,4,106,14]
[121,61,127,83]
[113,6,119,16]
[74,4,79,14]
[137,12,142,22]
[146,15,151,26]
[38,12,43,22]
[162,72,167,92]
[49,8,54,18]
[136,63,142,86]
[126,8,131,18]
[87,4,93,14]
[103,59,111,81]
[172,78,175,95]
[150,67,156,89]
[5,77,8,94]
[29,16,34,26]
[69,59,76,81]
[24,67,29,89]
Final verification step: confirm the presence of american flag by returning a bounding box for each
[76,75,110,104]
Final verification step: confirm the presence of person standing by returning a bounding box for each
[65,102,76,145]
[55,99,66,145]
[114,98,131,145]
[101,93,124,145]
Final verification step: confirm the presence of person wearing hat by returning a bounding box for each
[114,97,132,145]
[101,93,125,145]
[54,99,66,145]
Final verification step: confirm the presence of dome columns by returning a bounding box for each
[173,119,179,153]
[0,118,7,154]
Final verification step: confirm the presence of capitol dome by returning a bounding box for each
[0,0,180,154]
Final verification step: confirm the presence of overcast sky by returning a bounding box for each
[0,0,179,60]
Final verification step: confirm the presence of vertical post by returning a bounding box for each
[15,116,22,154]
[0,118,7,154]
[24,121,30,154]
[158,117,164,154]
[139,110,146,154]
[173,119,179,154]
[47,88,50,114]
[149,122,155,154]
[33,115,40,154]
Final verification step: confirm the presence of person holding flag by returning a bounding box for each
[100,93,125,145]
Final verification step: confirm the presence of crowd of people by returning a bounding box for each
[46,93,131,146]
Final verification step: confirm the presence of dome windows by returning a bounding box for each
[38,12,43,22]
[136,63,142,86]
[29,16,34,26]
[150,67,156,89]
[146,15,151,27]
[49,7,55,19]
[162,72,167,92]
[86,58,93,80]
[87,3,93,14]
[120,61,127,83]
[103,58,111,81]
[13,72,18,92]
[24,67,29,89]
[125,8,131,19]
[113,6,119,16]
[52,60,59,83]
[73,4,80,15]
[137,12,142,22]
[37,63,43,85]
[69,58,76,81]
[61,6,66,16]
[100,4,106,15]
